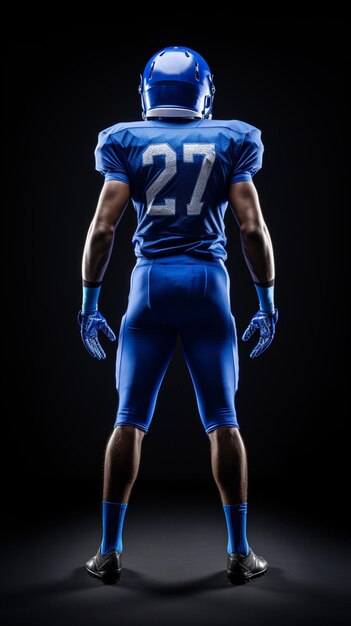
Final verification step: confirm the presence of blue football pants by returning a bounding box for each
[114,255,239,434]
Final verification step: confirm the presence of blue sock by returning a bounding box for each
[222,503,250,556]
[101,501,128,555]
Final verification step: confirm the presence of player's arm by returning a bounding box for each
[229,181,278,358]
[229,181,274,283]
[79,181,130,360]
[82,181,130,282]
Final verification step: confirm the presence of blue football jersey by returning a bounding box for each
[95,119,263,260]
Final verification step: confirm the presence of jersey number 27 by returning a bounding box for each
[142,143,216,216]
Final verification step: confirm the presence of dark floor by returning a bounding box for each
[1,483,350,626]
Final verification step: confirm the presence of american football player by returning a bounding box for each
[79,46,278,583]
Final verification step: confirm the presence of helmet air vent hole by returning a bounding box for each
[195,62,200,81]
[185,50,190,57]
[149,62,155,79]
[159,50,165,56]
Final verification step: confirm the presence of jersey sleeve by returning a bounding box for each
[231,128,264,184]
[94,131,130,183]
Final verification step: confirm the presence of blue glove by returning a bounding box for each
[78,310,116,360]
[242,309,278,358]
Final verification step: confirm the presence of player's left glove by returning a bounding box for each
[78,310,116,360]
[242,308,278,359]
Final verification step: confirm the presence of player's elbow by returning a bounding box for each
[240,221,264,243]
[90,222,115,245]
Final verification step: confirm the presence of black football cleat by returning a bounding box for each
[227,548,268,583]
[86,548,122,582]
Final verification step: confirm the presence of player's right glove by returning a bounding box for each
[242,308,278,359]
[78,310,116,360]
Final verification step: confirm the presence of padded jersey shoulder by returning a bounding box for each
[199,118,260,133]
[99,121,147,135]
[199,119,262,148]
[98,119,261,140]
[97,121,147,146]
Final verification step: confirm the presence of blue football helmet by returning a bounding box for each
[139,46,215,120]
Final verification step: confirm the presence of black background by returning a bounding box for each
[4,20,346,520]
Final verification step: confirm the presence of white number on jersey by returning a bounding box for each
[142,144,177,215]
[142,143,216,216]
